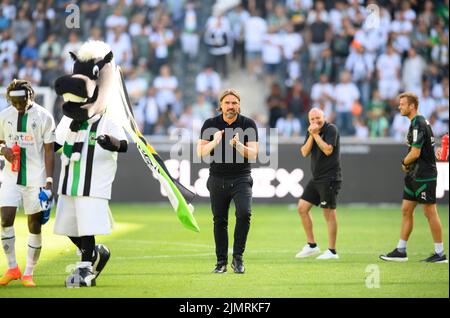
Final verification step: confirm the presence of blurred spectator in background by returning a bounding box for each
[180,1,200,60]
[244,9,267,78]
[81,0,102,36]
[32,2,52,45]
[391,109,410,141]
[0,28,16,65]
[412,17,432,58]
[418,86,437,120]
[192,94,214,123]
[18,59,41,86]
[354,117,369,139]
[204,11,232,80]
[107,25,133,72]
[196,64,221,108]
[154,64,178,114]
[402,47,426,95]
[276,112,301,138]
[171,88,184,118]
[307,1,330,74]
[330,17,354,83]
[38,44,62,86]
[345,40,373,109]
[376,44,401,103]
[429,111,448,138]
[390,10,413,55]
[267,82,286,128]
[261,29,283,87]
[136,86,159,135]
[287,80,310,134]
[368,108,389,138]
[88,26,104,42]
[38,33,61,65]
[150,20,175,75]
[129,12,152,65]
[125,67,148,105]
[61,31,82,75]
[267,2,289,33]
[174,104,199,140]
[228,4,249,70]
[19,36,38,66]
[435,83,449,125]
[0,57,15,86]
[11,7,31,50]
[311,74,335,123]
[334,71,359,136]
[283,22,303,87]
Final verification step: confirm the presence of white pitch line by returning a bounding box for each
[110,239,212,249]
[114,250,432,260]
[104,240,436,257]
[116,253,215,260]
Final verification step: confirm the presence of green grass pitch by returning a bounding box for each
[0,203,448,298]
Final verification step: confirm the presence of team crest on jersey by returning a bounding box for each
[421,192,426,200]
[32,119,37,130]
[89,132,96,146]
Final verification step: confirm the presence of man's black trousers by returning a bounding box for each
[207,174,253,264]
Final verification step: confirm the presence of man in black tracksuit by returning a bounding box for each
[197,89,259,274]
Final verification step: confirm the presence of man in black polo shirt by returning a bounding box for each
[295,108,341,260]
[197,89,258,274]
[380,92,447,263]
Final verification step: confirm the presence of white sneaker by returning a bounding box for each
[295,244,321,258]
[316,249,339,260]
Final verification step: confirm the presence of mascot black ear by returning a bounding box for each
[103,51,113,64]
[69,52,78,62]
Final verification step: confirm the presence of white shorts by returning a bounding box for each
[0,183,42,215]
[53,195,114,237]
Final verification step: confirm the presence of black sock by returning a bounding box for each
[68,236,82,249]
[329,248,336,254]
[308,242,317,248]
[80,236,95,263]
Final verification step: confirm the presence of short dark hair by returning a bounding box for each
[398,92,419,109]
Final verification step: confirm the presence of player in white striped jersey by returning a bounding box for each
[0,79,55,287]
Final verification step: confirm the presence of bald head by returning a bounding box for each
[308,108,325,128]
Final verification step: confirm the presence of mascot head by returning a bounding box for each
[54,41,115,121]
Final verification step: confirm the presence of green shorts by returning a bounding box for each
[403,175,437,204]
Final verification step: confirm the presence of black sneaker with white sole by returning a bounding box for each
[421,253,448,263]
[231,256,245,274]
[212,263,227,274]
[379,248,408,262]
[65,266,96,288]
[92,244,111,278]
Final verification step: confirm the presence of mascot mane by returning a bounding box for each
[77,41,112,62]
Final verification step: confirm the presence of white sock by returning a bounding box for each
[434,242,444,255]
[397,239,407,250]
[24,233,42,276]
[1,226,17,269]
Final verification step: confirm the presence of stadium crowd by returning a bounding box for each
[0,0,448,141]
